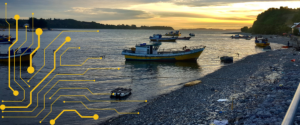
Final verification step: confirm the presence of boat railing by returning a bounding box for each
[158,45,205,54]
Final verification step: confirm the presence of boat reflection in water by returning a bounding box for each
[122,60,202,98]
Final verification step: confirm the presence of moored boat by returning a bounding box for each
[255,37,269,47]
[0,47,36,62]
[189,33,195,36]
[176,37,191,40]
[149,34,177,42]
[165,31,181,36]
[231,34,252,39]
[0,35,15,44]
[122,42,206,61]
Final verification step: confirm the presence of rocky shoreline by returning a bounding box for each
[100,35,300,125]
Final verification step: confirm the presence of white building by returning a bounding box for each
[291,22,300,33]
[23,23,29,28]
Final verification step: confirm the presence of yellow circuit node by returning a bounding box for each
[27,66,35,74]
[97,30,99,32]
[13,90,19,96]
[93,114,99,120]
[145,100,147,102]
[14,15,20,20]
[78,47,80,49]
[32,13,34,15]
[118,68,120,70]
[100,57,102,59]
[138,112,140,114]
[35,28,43,35]
[65,36,71,42]
[5,3,7,5]
[0,104,5,110]
[50,119,55,125]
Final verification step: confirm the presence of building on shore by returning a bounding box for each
[23,23,29,28]
[291,22,300,33]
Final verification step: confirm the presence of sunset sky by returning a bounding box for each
[1,0,300,29]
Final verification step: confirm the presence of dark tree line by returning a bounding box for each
[241,6,300,34]
[0,18,173,30]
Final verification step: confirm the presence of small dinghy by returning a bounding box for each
[176,37,191,40]
[189,33,195,36]
[110,88,132,98]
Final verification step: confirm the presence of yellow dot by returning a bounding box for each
[78,47,80,49]
[63,101,65,103]
[35,28,43,35]
[32,13,34,15]
[137,112,140,114]
[14,15,20,20]
[13,90,19,96]
[5,3,7,5]
[27,66,35,74]
[97,30,99,32]
[118,68,120,70]
[49,97,51,99]
[145,100,147,102]
[0,104,5,111]
[65,36,71,42]
[93,114,99,120]
[27,80,30,82]
[100,57,102,59]
[50,119,55,125]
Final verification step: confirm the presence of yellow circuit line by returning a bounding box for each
[19,27,31,87]
[7,15,19,93]
[2,68,119,113]
[64,101,139,114]
[29,30,40,68]
[5,40,69,109]
[3,26,29,103]
[53,109,93,121]
[5,3,10,41]
[28,30,99,82]
[49,88,110,99]
[40,95,144,122]
[60,47,79,66]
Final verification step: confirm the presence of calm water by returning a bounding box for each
[0,29,280,125]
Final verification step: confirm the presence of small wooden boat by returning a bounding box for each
[110,88,132,98]
[176,37,191,40]
[231,34,252,39]
[189,33,195,36]
[165,31,181,36]
[0,35,15,44]
[149,34,176,42]
[255,38,270,47]
[0,47,36,62]
[122,42,206,61]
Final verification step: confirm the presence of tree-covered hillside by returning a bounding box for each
[0,18,174,30]
[241,7,300,34]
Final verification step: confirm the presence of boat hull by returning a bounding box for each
[255,43,270,47]
[0,38,14,44]
[123,48,204,61]
[150,39,176,42]
[0,52,35,62]
[176,37,191,40]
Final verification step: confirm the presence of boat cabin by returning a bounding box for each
[132,43,161,54]
[150,34,162,39]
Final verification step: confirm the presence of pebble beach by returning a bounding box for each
[100,35,300,125]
